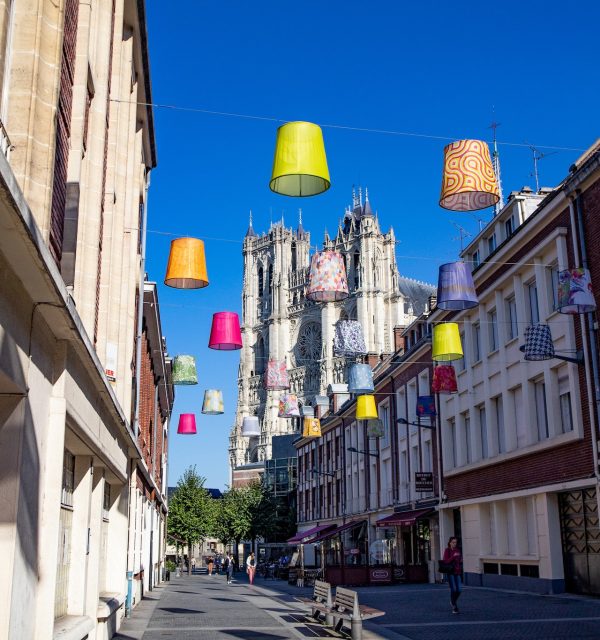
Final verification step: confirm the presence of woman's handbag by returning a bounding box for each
[438,559,454,574]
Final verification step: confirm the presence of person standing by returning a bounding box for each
[246,552,256,585]
[191,557,196,574]
[443,537,463,613]
[225,552,235,584]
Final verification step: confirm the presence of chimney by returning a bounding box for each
[366,353,379,369]
[393,326,406,352]
[314,395,330,419]
[427,295,437,312]
[327,384,350,413]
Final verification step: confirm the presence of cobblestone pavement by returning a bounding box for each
[115,572,600,640]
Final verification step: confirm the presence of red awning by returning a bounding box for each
[310,519,366,543]
[376,508,434,528]
[287,523,336,544]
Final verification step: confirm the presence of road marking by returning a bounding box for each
[382,616,600,627]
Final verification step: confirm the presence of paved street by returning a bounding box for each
[115,572,600,640]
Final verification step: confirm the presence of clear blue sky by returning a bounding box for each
[145,0,600,490]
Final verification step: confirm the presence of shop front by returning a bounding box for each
[315,520,369,586]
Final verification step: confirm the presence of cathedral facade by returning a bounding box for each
[229,189,434,477]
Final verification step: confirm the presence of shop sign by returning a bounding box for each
[349,548,360,555]
[415,471,434,492]
[369,567,391,582]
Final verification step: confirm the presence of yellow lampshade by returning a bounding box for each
[356,395,378,420]
[302,418,322,438]
[439,139,500,211]
[432,323,463,361]
[164,237,209,289]
[269,121,331,197]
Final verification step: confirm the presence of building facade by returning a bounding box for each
[0,1,169,638]
[230,189,435,481]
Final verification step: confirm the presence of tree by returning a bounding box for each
[168,466,215,575]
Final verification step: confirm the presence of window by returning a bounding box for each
[464,414,472,464]
[472,250,480,268]
[479,406,488,459]
[493,396,506,454]
[534,380,549,440]
[258,267,264,297]
[448,419,457,468]
[473,323,481,362]
[487,234,497,254]
[512,386,527,448]
[547,265,559,313]
[56,450,75,619]
[488,309,498,352]
[527,281,540,324]
[380,402,390,448]
[505,216,515,239]
[455,331,466,372]
[506,296,518,341]
[559,376,573,433]
[102,482,110,520]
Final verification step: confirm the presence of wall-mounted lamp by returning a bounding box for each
[347,446,380,458]
[397,418,436,430]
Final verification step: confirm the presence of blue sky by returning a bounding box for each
[145,1,600,490]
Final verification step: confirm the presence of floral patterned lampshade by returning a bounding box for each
[558,268,596,314]
[367,419,385,438]
[432,323,463,362]
[348,364,374,395]
[432,365,458,394]
[523,324,555,361]
[172,355,198,385]
[416,395,437,417]
[242,416,260,437]
[334,320,367,356]
[208,311,243,350]
[264,359,290,390]
[177,414,197,435]
[269,121,331,197]
[202,389,224,415]
[278,393,300,418]
[356,395,378,420]
[302,418,322,438]
[440,139,500,211]
[306,251,349,302]
[437,261,479,310]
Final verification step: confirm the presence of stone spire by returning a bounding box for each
[246,210,257,237]
[363,187,374,216]
[297,208,306,238]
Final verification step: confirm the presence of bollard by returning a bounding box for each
[350,616,362,640]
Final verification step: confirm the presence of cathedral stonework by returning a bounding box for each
[229,189,434,480]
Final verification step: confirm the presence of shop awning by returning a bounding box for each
[287,523,336,544]
[310,519,366,543]
[376,508,434,528]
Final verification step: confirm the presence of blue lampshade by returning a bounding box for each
[437,261,478,311]
[416,395,437,417]
[348,364,374,395]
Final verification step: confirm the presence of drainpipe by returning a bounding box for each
[125,458,136,617]
[571,193,600,480]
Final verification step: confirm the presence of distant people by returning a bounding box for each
[225,552,235,584]
[191,557,196,573]
[443,537,463,614]
[207,555,214,576]
[246,552,256,585]
[215,554,222,575]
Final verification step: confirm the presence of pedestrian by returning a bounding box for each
[442,536,463,613]
[215,554,222,575]
[226,552,235,584]
[207,555,214,576]
[246,552,256,585]
[191,557,196,574]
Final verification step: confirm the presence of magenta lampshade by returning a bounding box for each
[208,311,243,350]
[177,413,197,435]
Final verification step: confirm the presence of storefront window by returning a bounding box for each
[342,522,367,566]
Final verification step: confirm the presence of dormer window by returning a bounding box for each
[487,234,496,255]
[505,216,514,239]
[472,250,480,268]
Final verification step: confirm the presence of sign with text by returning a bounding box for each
[415,471,434,492]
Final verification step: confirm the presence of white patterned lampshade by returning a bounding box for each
[202,389,224,415]
[242,416,260,437]
[264,359,290,390]
[334,320,367,356]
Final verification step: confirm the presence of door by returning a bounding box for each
[559,488,600,595]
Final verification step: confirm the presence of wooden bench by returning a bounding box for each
[331,587,385,640]
[295,580,334,625]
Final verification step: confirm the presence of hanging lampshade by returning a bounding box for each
[242,416,260,437]
[416,395,437,417]
[208,312,243,350]
[439,139,500,212]
[177,414,197,435]
[558,268,596,314]
[278,393,300,418]
[301,405,314,418]
[164,238,209,289]
[269,121,331,197]
[432,323,463,362]
[356,395,378,420]
[264,359,290,390]
[302,417,322,438]
[334,320,367,356]
[306,251,349,302]
[432,365,458,394]
[437,261,479,310]
[172,355,198,385]
[523,324,555,361]
[367,419,385,438]
[202,389,224,415]
[348,364,374,395]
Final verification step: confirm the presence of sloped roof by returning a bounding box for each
[398,276,436,314]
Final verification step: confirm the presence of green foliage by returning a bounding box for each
[165,560,177,572]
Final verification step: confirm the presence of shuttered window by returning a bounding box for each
[55,450,75,619]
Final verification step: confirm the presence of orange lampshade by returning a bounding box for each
[439,140,500,211]
[164,237,209,289]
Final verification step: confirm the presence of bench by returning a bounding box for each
[295,580,334,626]
[331,587,385,640]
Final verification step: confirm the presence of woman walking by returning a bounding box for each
[207,555,214,576]
[246,552,256,585]
[442,537,463,613]
[225,552,235,584]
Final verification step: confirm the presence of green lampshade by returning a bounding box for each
[172,355,198,385]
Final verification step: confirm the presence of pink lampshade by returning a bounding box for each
[208,311,243,350]
[177,413,197,435]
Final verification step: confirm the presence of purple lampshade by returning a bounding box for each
[437,261,479,311]
[177,413,197,435]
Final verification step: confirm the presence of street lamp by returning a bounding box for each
[347,446,380,458]
[311,467,336,478]
[397,417,436,430]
